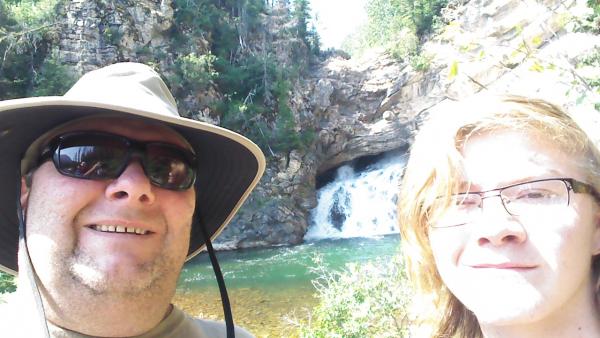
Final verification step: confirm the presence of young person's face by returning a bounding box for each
[21,118,196,298]
[428,130,600,327]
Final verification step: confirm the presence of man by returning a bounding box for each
[0,62,265,337]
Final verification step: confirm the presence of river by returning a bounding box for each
[173,150,406,337]
[174,235,400,337]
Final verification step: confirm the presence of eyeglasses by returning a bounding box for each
[38,132,197,191]
[432,178,600,228]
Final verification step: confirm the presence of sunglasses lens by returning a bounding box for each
[57,135,127,179]
[144,144,195,190]
[50,133,195,190]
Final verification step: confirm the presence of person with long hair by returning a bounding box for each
[398,95,600,338]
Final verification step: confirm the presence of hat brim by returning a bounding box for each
[0,97,266,275]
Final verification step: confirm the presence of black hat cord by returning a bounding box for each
[16,169,51,338]
[197,215,235,338]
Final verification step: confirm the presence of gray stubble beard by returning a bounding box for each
[64,244,177,298]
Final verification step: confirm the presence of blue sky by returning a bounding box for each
[310,0,368,49]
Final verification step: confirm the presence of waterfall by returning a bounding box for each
[304,151,406,241]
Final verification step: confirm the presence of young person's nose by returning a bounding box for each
[105,161,156,204]
[473,196,527,246]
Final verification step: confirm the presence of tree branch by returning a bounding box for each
[0,22,59,44]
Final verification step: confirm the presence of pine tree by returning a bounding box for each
[293,0,310,45]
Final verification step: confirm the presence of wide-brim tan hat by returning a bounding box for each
[0,62,266,274]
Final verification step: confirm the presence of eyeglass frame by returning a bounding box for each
[431,177,600,228]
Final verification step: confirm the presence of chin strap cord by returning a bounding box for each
[16,170,51,338]
[198,220,235,338]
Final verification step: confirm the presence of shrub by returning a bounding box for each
[0,0,62,99]
[172,52,218,92]
[0,272,16,294]
[31,51,77,96]
[342,0,448,63]
[297,255,412,338]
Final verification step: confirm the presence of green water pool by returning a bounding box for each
[175,235,400,337]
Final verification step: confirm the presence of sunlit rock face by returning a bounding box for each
[59,0,176,72]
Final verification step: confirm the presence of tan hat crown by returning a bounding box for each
[65,63,179,118]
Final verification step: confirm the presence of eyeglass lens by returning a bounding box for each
[58,134,128,179]
[435,179,570,228]
[54,133,195,190]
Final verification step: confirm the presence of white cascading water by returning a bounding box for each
[304,151,406,240]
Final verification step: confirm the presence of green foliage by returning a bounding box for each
[170,53,218,93]
[306,23,321,57]
[2,0,319,155]
[294,0,310,43]
[343,0,447,64]
[292,0,319,56]
[410,52,432,71]
[575,1,600,33]
[214,54,271,101]
[218,70,315,155]
[167,0,317,155]
[577,46,600,111]
[7,0,59,24]
[31,51,77,96]
[297,255,412,338]
[388,27,419,61]
[588,0,600,23]
[580,47,600,88]
[102,25,123,45]
[270,73,314,152]
[0,0,62,99]
[0,271,16,294]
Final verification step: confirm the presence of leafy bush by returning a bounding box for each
[388,27,419,62]
[170,53,218,93]
[577,46,600,111]
[31,51,77,96]
[270,74,314,152]
[0,272,16,294]
[296,255,412,338]
[588,0,600,28]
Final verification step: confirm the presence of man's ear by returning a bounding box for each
[20,176,30,213]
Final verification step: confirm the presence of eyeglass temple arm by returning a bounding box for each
[569,179,600,203]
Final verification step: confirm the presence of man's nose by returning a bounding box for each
[105,161,156,204]
[473,195,527,246]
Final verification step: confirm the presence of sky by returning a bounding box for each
[310,0,369,50]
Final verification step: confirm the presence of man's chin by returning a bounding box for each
[68,258,165,296]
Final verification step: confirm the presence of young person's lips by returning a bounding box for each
[470,263,536,270]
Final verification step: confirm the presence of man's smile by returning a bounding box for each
[87,224,152,235]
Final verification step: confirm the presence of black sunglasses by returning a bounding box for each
[38,131,197,191]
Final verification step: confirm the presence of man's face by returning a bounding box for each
[21,118,196,297]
